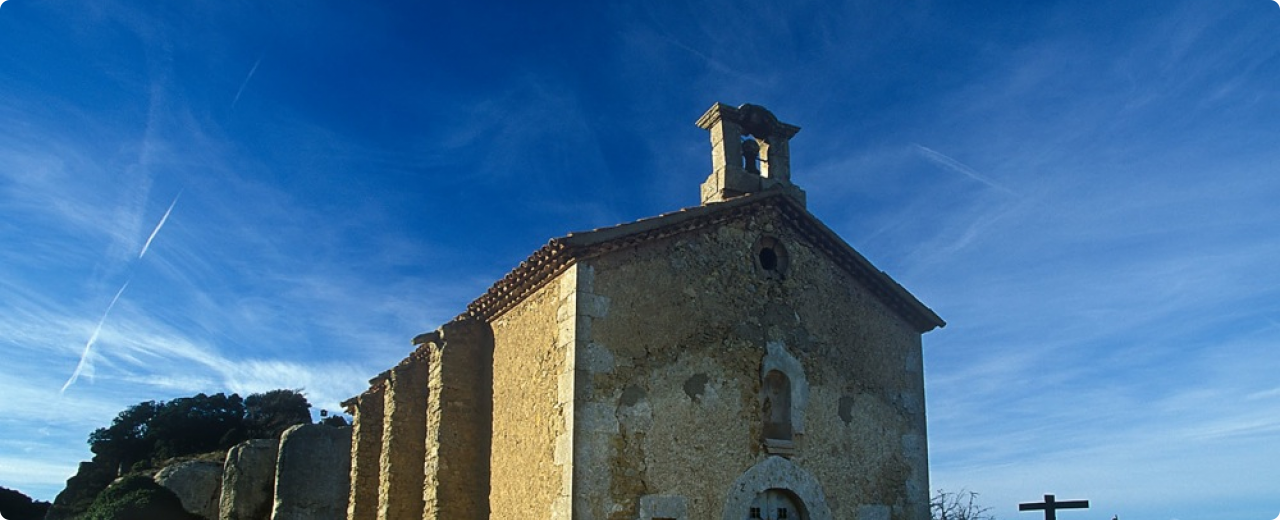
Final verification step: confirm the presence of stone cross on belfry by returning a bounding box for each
[696,103,806,207]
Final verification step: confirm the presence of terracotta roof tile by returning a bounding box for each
[461,190,944,333]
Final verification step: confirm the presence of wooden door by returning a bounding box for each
[747,489,801,520]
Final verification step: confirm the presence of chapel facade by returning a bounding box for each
[341,103,945,520]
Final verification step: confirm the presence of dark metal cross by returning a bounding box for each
[1019,494,1089,520]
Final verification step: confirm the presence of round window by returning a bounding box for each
[753,236,789,278]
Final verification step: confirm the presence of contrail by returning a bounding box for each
[914,144,1018,196]
[61,280,130,393]
[659,34,770,88]
[139,190,181,259]
[231,54,265,109]
[63,190,180,392]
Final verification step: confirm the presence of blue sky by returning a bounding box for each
[1,1,1278,518]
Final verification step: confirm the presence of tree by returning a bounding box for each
[146,392,245,459]
[319,414,349,427]
[87,389,314,471]
[0,486,51,520]
[88,400,164,472]
[932,489,995,520]
[244,389,311,439]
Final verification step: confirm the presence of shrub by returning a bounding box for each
[80,475,202,520]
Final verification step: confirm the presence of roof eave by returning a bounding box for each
[462,190,945,333]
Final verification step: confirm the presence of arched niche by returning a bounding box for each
[761,341,808,438]
[762,370,793,442]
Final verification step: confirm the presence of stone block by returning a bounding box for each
[271,424,351,520]
[155,460,222,520]
[579,293,610,318]
[582,342,613,374]
[220,438,278,520]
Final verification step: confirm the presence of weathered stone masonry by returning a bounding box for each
[377,350,429,520]
[423,318,492,519]
[339,103,944,520]
[342,317,495,520]
[344,380,384,520]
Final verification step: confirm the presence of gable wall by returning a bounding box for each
[574,204,930,520]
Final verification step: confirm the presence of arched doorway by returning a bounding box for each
[721,456,831,520]
[747,488,803,519]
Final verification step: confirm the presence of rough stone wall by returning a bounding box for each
[377,352,429,520]
[220,438,278,520]
[346,384,384,520]
[422,317,493,519]
[580,205,930,520]
[271,424,352,520]
[488,271,571,519]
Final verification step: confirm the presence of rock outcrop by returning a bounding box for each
[44,460,115,520]
[220,439,278,520]
[270,424,351,520]
[154,460,223,520]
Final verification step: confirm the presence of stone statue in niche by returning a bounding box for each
[762,370,792,441]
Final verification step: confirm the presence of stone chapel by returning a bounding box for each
[340,103,945,520]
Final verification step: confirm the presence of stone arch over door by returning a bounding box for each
[721,456,832,520]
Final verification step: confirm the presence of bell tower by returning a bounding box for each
[695,103,806,207]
